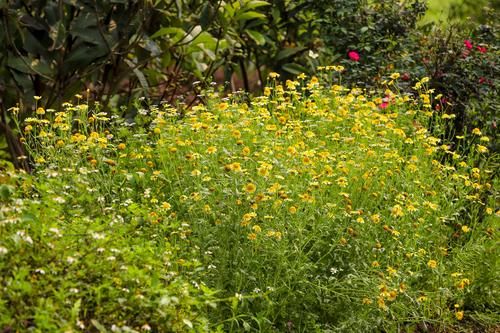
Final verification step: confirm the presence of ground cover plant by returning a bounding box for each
[1,71,498,332]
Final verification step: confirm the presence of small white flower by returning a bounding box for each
[76,320,85,329]
[35,268,45,274]
[92,232,105,240]
[0,247,8,255]
[308,50,319,59]
[141,324,151,331]
[67,256,76,264]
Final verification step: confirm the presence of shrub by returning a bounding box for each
[1,72,497,331]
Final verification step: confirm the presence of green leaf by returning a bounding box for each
[7,56,34,74]
[246,29,266,45]
[91,319,107,333]
[235,11,266,22]
[244,1,270,10]
[282,63,308,75]
[124,59,149,98]
[0,184,13,201]
[150,27,186,39]
[276,47,306,61]
[182,319,193,329]
[63,44,107,74]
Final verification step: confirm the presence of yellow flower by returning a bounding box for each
[377,297,387,310]
[461,225,470,233]
[232,130,241,139]
[288,206,297,214]
[299,192,314,203]
[417,295,427,303]
[244,183,256,193]
[206,146,217,154]
[457,278,470,289]
[370,214,381,223]
[455,311,464,321]
[476,145,488,153]
[362,298,372,305]
[268,72,280,79]
[427,260,437,269]
[218,102,229,111]
[161,202,172,210]
[390,204,404,218]
[247,232,257,241]
[225,162,242,172]
[472,128,482,136]
[387,266,397,276]
[390,72,400,80]
[252,225,261,233]
[117,143,126,150]
[36,107,45,115]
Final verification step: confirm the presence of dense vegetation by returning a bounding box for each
[0,0,498,332]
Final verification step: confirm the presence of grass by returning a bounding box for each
[0,70,498,332]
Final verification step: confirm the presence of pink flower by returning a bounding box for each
[379,96,390,109]
[477,45,487,53]
[348,51,360,62]
[464,40,473,50]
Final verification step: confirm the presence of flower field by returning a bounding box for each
[0,72,498,332]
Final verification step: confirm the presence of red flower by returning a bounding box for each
[477,45,487,53]
[348,51,360,62]
[379,96,390,109]
[464,40,473,50]
[479,77,486,84]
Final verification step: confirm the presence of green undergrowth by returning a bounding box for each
[0,71,498,332]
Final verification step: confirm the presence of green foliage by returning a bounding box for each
[1,74,498,331]
[397,14,499,153]
[310,0,427,86]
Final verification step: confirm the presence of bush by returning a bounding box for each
[1,73,497,331]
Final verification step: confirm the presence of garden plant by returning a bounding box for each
[0,0,498,332]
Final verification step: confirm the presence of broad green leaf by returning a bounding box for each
[0,184,13,201]
[125,59,149,98]
[276,47,306,61]
[151,27,185,40]
[192,31,216,49]
[7,56,34,74]
[91,319,107,333]
[235,11,266,22]
[282,63,308,75]
[244,0,270,10]
[183,319,193,329]
[63,44,108,74]
[246,29,266,45]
